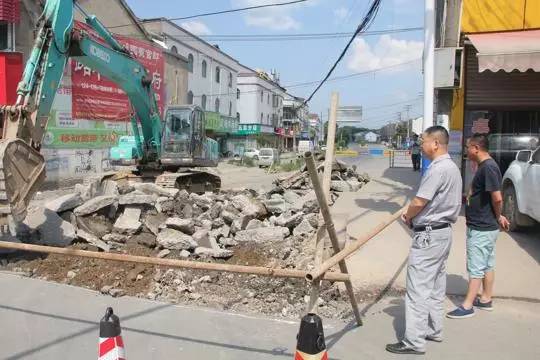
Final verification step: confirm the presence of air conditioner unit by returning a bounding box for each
[434,47,463,89]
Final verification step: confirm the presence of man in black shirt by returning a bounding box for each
[447,133,510,319]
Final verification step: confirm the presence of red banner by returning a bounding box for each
[71,21,164,121]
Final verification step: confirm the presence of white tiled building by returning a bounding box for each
[142,18,241,118]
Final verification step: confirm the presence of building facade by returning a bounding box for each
[232,69,286,154]
[283,94,308,151]
[439,0,540,189]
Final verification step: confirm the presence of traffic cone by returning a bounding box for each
[294,313,328,360]
[98,307,126,360]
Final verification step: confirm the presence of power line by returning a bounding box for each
[109,0,308,29]
[190,58,421,99]
[157,27,422,42]
[303,0,382,105]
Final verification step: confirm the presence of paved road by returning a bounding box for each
[1,272,538,360]
[334,152,540,300]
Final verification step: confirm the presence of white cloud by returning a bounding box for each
[347,35,423,73]
[333,7,350,21]
[180,21,212,36]
[232,0,308,31]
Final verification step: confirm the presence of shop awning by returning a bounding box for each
[468,29,540,73]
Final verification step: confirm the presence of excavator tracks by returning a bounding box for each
[155,168,221,193]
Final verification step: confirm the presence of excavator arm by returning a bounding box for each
[0,0,162,231]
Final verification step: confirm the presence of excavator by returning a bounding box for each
[0,0,221,235]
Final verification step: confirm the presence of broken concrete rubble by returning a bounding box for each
[292,219,315,237]
[118,192,157,206]
[74,195,116,216]
[113,207,142,234]
[45,193,83,213]
[165,218,195,235]
[132,182,179,198]
[76,229,110,252]
[234,227,290,243]
[23,207,76,247]
[156,228,197,250]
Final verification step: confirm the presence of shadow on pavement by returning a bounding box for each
[382,298,405,340]
[381,167,420,193]
[506,228,540,265]
[0,303,298,359]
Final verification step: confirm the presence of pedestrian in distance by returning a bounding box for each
[386,126,462,355]
[446,133,510,319]
[411,134,421,171]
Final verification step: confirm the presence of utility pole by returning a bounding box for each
[423,0,435,131]
[404,104,412,138]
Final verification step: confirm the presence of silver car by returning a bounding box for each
[258,148,279,167]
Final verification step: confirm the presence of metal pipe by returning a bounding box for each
[304,152,362,326]
[0,241,350,282]
[306,206,405,282]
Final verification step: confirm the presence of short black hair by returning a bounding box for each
[469,133,489,151]
[424,125,449,145]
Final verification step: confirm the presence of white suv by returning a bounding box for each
[243,148,260,160]
[502,147,540,231]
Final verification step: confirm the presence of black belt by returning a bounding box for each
[413,223,450,232]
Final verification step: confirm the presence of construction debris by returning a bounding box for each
[2,161,370,320]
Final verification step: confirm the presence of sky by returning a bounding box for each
[125,0,425,129]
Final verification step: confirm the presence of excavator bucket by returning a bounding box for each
[0,139,46,225]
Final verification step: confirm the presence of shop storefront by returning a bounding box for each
[463,30,540,185]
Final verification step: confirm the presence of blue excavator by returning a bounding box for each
[0,0,221,233]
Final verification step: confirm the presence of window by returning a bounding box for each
[228,101,232,116]
[215,98,220,112]
[267,93,270,104]
[266,114,269,125]
[236,88,240,99]
[215,66,220,83]
[228,72,233,87]
[187,91,193,104]
[187,53,193,72]
[0,21,14,50]
[237,112,240,122]
[201,95,207,110]
[260,90,264,103]
[170,45,178,54]
[260,113,263,123]
[201,60,207,78]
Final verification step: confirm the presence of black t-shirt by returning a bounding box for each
[466,158,502,231]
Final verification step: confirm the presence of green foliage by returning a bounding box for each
[242,157,256,167]
[278,158,304,172]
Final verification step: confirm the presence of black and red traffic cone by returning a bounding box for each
[294,313,328,360]
[98,307,126,360]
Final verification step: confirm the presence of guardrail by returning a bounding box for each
[389,150,413,168]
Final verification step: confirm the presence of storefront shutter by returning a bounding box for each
[465,46,540,109]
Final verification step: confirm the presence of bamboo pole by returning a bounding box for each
[304,152,363,326]
[306,206,405,282]
[307,92,339,315]
[0,241,350,282]
[322,92,339,204]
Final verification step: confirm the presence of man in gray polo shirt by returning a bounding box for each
[386,126,462,355]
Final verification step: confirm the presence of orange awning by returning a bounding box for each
[468,29,540,73]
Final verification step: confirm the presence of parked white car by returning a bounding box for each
[243,148,260,160]
[502,147,540,231]
[258,148,279,167]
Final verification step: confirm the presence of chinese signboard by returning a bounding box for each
[235,124,261,135]
[44,22,164,149]
[205,111,239,134]
[71,21,165,121]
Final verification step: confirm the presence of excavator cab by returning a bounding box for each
[159,105,217,169]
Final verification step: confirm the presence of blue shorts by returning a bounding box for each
[466,228,499,278]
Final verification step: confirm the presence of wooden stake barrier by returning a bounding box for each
[304,152,363,326]
[306,206,405,282]
[0,241,350,282]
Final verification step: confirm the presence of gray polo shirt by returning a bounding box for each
[413,153,462,227]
